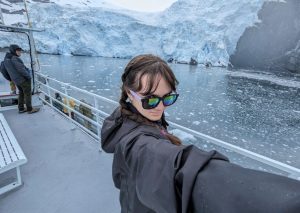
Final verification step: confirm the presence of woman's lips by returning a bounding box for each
[149,111,162,116]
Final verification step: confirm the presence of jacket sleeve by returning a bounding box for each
[11,57,31,80]
[0,61,12,81]
[191,158,300,213]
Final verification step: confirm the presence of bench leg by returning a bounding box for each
[0,167,23,196]
[16,166,22,185]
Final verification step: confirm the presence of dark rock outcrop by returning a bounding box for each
[189,58,198,65]
[276,40,300,73]
[230,0,300,74]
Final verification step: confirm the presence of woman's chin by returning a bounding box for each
[147,113,162,121]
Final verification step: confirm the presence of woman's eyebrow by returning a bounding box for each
[152,90,172,97]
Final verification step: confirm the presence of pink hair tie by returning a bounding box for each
[161,129,167,136]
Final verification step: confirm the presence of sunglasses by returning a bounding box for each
[129,90,179,109]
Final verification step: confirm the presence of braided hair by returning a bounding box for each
[119,54,181,145]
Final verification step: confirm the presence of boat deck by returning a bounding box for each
[0,106,120,213]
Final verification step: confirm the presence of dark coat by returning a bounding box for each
[101,106,300,213]
[2,52,31,85]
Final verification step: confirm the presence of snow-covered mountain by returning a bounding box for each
[0,0,280,66]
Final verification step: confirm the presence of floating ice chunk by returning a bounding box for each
[88,80,96,83]
[175,117,181,120]
[192,121,201,125]
[169,129,197,143]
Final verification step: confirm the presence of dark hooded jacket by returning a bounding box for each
[1,46,31,85]
[101,105,300,213]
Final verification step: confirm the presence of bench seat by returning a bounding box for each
[0,113,27,195]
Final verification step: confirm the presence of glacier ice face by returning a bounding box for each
[0,0,269,66]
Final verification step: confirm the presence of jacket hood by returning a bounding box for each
[4,52,13,59]
[101,103,167,153]
[101,106,139,153]
[9,44,23,55]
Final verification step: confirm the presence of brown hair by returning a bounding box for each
[119,54,181,145]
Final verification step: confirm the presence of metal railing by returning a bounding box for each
[35,72,300,179]
[35,72,112,140]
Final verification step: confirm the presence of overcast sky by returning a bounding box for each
[110,0,177,12]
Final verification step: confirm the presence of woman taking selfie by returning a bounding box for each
[101,54,300,213]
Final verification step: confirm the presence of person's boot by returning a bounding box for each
[18,108,27,113]
[27,108,40,114]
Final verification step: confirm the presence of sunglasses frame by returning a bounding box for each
[129,90,179,109]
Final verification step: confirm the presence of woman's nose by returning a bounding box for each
[156,100,165,110]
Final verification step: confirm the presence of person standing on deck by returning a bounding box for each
[2,44,39,114]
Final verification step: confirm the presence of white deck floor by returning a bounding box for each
[0,106,120,213]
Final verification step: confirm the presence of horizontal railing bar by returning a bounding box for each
[41,97,100,140]
[39,90,102,127]
[169,121,300,176]
[37,81,109,118]
[36,72,116,105]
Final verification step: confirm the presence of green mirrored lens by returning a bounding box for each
[148,97,160,106]
[163,95,176,106]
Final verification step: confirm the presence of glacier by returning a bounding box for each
[0,0,279,66]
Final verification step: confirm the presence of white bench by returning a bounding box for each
[0,113,27,195]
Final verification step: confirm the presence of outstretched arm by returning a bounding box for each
[191,158,300,213]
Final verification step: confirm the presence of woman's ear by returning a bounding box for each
[126,89,133,102]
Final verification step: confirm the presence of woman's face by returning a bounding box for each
[128,75,172,121]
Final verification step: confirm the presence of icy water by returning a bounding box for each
[1,53,300,169]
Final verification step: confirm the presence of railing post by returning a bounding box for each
[64,85,71,118]
[45,78,52,106]
[94,96,100,137]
